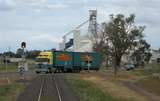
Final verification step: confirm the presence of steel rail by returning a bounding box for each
[38,76,45,101]
[52,74,62,101]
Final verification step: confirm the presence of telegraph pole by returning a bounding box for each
[5,54,9,83]
[6,46,10,73]
[5,54,7,73]
[5,46,11,84]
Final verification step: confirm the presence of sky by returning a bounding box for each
[0,0,160,52]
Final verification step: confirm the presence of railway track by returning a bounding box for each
[17,74,79,101]
[37,76,44,101]
[53,75,62,101]
[37,74,62,101]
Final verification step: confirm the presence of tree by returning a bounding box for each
[131,40,151,67]
[2,51,16,57]
[26,50,41,59]
[89,23,110,68]
[16,48,24,58]
[93,14,149,76]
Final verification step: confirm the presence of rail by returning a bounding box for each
[53,74,62,101]
[37,74,62,101]
[38,76,44,101]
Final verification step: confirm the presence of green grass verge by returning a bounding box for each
[0,83,24,101]
[0,60,36,72]
[67,76,119,101]
[0,63,18,72]
[132,64,160,76]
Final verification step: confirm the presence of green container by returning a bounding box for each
[53,51,73,70]
[73,52,101,70]
[52,51,102,71]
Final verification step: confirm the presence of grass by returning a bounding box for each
[0,63,18,72]
[133,64,160,76]
[27,59,36,71]
[136,77,160,95]
[0,59,36,72]
[135,64,160,95]
[66,64,160,101]
[0,83,24,101]
[67,76,119,101]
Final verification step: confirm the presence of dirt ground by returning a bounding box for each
[76,71,160,101]
[0,78,9,85]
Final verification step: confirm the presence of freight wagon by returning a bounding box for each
[35,51,101,73]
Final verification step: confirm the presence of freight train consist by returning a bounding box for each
[35,51,101,73]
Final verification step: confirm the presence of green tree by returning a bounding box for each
[2,51,16,57]
[131,40,151,67]
[95,14,148,76]
[26,50,41,59]
[16,48,23,58]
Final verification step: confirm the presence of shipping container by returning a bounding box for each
[53,51,73,72]
[73,52,101,70]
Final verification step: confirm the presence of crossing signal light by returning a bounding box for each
[21,42,26,48]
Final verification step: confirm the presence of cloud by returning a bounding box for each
[0,0,160,52]
[0,0,69,12]
[14,0,47,5]
[30,34,62,43]
[15,0,68,9]
[0,0,16,11]
[44,3,69,10]
[0,31,62,52]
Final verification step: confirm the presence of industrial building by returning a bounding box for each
[59,10,99,52]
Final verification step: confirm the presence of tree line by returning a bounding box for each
[0,49,41,59]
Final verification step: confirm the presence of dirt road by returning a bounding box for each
[122,80,160,101]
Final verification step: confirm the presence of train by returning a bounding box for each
[35,51,102,73]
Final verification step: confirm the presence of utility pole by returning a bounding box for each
[6,46,11,73]
[5,46,11,84]
[5,55,7,73]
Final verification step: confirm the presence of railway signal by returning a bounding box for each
[21,42,26,48]
[18,42,28,79]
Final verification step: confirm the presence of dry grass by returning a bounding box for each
[0,74,35,101]
[136,77,160,95]
[0,78,24,101]
[77,65,160,101]
[77,72,149,101]
[67,76,118,101]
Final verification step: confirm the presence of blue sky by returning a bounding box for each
[0,0,160,52]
